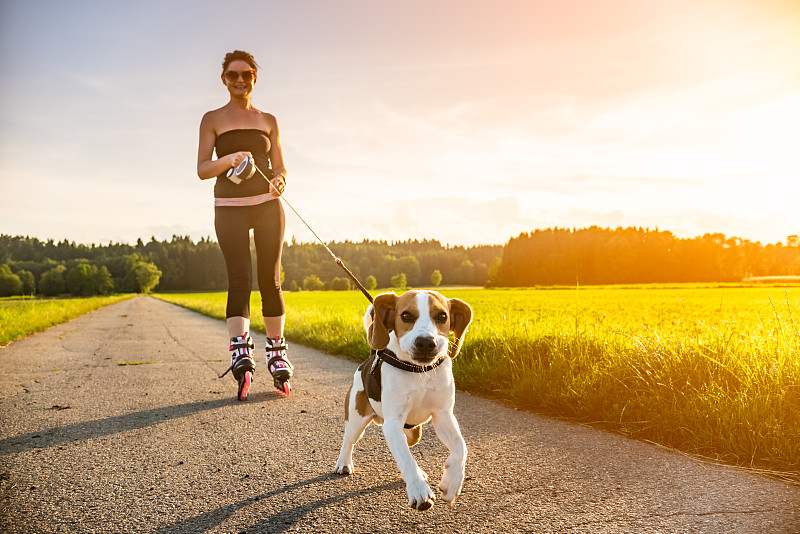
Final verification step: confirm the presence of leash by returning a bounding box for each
[233,156,374,304]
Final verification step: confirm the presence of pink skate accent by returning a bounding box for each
[239,371,252,401]
[276,381,291,396]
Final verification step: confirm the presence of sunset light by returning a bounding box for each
[1,3,800,525]
[0,0,798,246]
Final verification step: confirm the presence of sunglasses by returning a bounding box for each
[224,70,255,83]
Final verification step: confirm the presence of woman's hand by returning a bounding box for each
[270,175,286,197]
[228,151,252,169]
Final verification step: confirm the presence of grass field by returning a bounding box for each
[158,287,796,480]
[0,295,134,346]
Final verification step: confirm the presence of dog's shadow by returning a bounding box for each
[149,473,404,534]
[0,393,284,456]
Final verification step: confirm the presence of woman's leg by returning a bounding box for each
[215,206,257,400]
[263,315,284,339]
[252,200,286,332]
[252,200,292,394]
[227,317,250,338]
[215,206,254,324]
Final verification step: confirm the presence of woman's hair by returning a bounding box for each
[222,50,259,74]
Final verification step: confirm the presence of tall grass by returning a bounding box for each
[454,289,799,478]
[0,295,134,346]
[153,291,370,355]
[155,287,799,479]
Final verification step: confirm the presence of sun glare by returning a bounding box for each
[739,96,800,176]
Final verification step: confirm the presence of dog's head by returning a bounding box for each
[368,290,473,364]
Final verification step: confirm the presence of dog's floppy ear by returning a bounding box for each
[368,292,397,350]
[448,298,473,358]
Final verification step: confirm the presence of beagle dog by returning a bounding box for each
[334,290,473,511]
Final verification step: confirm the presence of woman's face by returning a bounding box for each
[222,59,256,97]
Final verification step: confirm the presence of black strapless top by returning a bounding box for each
[213,129,274,198]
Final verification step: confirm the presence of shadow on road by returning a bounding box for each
[149,473,404,534]
[0,394,283,456]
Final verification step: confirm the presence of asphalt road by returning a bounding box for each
[1,296,798,533]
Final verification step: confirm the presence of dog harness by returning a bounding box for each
[375,348,447,374]
[359,349,447,429]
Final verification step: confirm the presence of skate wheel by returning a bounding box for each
[238,371,252,401]
[276,381,291,397]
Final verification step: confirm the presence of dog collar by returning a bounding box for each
[375,349,447,373]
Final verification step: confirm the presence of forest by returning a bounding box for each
[0,234,501,296]
[1,226,798,297]
[492,227,800,286]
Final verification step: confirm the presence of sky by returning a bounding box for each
[1,0,799,248]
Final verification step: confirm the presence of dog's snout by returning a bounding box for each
[414,336,437,353]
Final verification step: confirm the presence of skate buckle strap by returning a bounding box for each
[220,355,253,379]
[219,364,235,379]
[220,336,254,378]
[266,338,288,351]
[230,339,254,351]
[375,348,446,374]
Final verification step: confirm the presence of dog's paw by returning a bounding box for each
[334,461,354,476]
[407,479,436,511]
[438,481,461,504]
[438,470,464,503]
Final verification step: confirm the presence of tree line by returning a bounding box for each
[0,237,164,297]
[281,238,501,292]
[3,227,798,297]
[0,234,501,297]
[491,227,800,286]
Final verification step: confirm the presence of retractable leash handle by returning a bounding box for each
[225,155,256,184]
[234,157,375,304]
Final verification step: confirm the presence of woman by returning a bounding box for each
[197,50,292,400]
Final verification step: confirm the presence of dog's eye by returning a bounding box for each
[435,312,447,324]
[401,311,415,322]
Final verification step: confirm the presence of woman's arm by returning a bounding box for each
[266,114,287,195]
[196,112,249,180]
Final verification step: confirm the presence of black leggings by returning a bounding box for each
[214,201,285,319]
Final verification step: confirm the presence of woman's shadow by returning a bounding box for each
[0,392,282,456]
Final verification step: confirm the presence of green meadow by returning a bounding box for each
[4,288,794,479]
[156,286,799,481]
[0,295,134,346]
